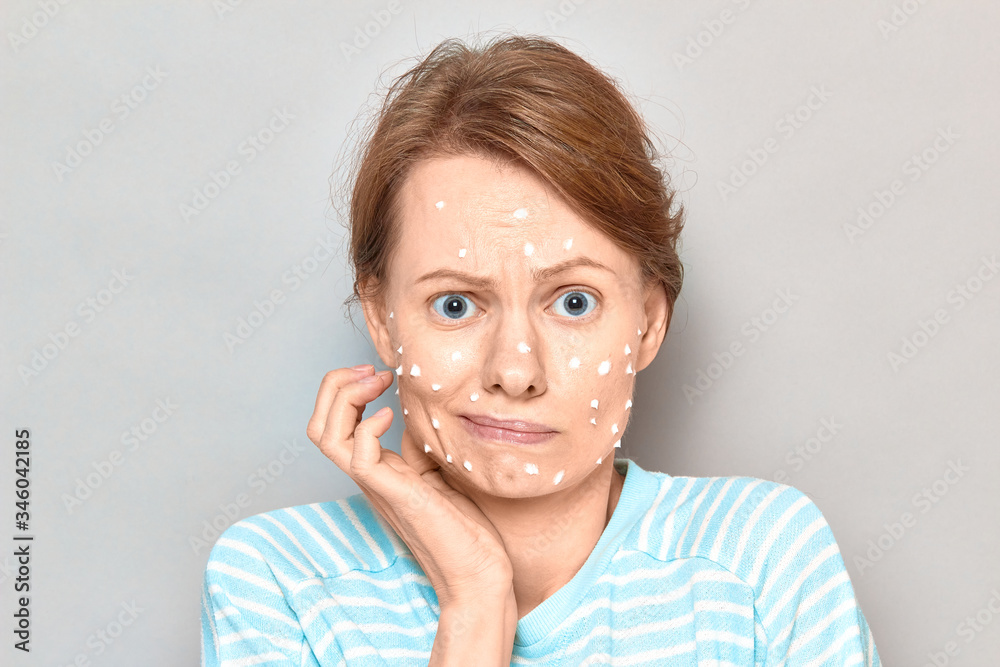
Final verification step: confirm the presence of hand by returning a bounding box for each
[306,365,516,608]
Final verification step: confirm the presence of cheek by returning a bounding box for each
[553,331,638,452]
[390,329,481,419]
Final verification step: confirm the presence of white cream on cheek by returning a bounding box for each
[388,178,649,483]
[391,280,644,482]
[392,309,642,481]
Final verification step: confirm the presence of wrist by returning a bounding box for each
[432,587,517,667]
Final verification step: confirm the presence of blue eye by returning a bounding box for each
[552,290,597,318]
[433,294,478,320]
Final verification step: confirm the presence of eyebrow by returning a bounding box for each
[414,256,616,290]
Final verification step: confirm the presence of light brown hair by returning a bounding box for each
[340,33,684,331]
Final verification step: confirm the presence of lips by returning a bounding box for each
[460,414,557,445]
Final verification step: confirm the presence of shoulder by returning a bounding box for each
[635,473,840,590]
[205,492,409,588]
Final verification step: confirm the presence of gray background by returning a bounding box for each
[2,1,998,665]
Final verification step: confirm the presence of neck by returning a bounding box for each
[452,460,626,619]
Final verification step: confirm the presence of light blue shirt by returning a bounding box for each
[201,458,880,665]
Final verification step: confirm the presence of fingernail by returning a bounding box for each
[359,374,379,383]
[352,364,373,372]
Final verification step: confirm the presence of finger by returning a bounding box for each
[315,369,394,469]
[306,366,374,444]
[352,405,393,472]
[350,406,424,504]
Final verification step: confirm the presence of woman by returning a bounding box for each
[201,34,881,665]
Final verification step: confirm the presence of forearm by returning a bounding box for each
[429,588,517,667]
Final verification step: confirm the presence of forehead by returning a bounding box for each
[391,155,635,285]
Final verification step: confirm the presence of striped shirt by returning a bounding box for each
[201,457,880,665]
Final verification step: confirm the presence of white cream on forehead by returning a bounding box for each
[524,242,534,256]
[513,207,528,219]
[435,200,445,209]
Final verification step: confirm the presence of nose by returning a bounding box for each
[481,307,546,398]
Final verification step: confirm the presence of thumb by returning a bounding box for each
[400,426,440,476]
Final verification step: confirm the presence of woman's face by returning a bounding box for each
[364,154,668,498]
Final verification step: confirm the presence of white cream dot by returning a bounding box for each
[389,311,393,318]
[424,443,431,453]
[563,238,573,250]
[435,200,445,209]
[611,423,619,435]
[598,360,610,375]
[403,408,408,415]
[637,327,641,335]
[446,454,452,463]
[524,242,534,256]
[624,343,631,355]
[432,418,439,429]
[410,364,421,376]
[591,399,599,409]
[394,388,399,395]
[432,384,441,391]
[470,392,479,402]
[397,345,403,354]
[458,248,466,258]
[590,417,597,425]
[451,350,462,361]
[614,439,621,448]
[596,456,602,465]
[569,357,581,369]
[513,207,528,219]
[395,365,402,375]
[463,460,472,471]
[524,463,539,475]
[553,470,564,485]
[625,399,632,409]
[517,341,531,353]
[626,362,633,375]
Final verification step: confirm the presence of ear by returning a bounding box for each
[359,278,397,369]
[634,277,671,374]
